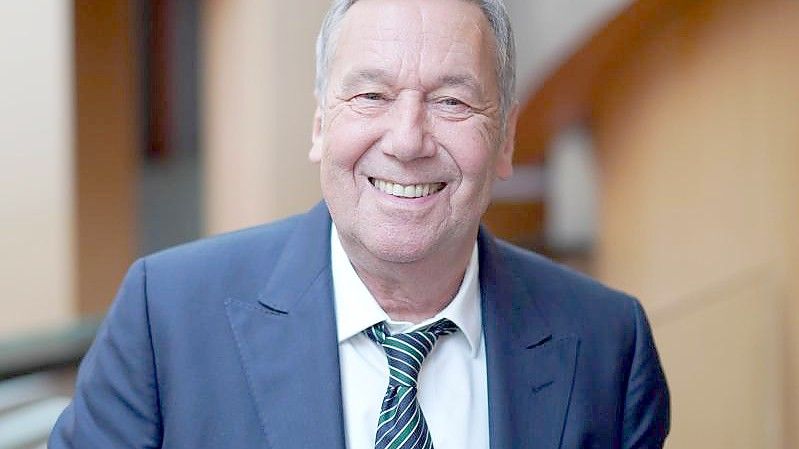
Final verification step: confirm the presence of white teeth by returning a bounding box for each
[369,178,444,198]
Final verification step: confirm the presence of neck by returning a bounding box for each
[341,234,476,324]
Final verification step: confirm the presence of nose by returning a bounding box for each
[383,95,436,161]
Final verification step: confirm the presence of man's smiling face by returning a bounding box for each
[310,0,515,265]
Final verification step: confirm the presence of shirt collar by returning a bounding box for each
[331,225,482,357]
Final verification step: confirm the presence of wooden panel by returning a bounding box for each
[482,201,544,248]
[652,273,783,449]
[513,0,697,165]
[74,0,138,315]
[590,0,799,446]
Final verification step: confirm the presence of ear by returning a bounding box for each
[308,107,323,163]
[495,104,519,180]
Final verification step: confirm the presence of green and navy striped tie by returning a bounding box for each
[365,318,459,449]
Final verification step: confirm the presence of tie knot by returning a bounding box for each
[365,318,458,388]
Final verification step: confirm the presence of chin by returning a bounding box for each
[360,227,441,265]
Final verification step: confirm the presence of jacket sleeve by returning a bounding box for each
[622,299,671,448]
[49,258,163,448]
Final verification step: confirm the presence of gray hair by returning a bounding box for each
[314,0,517,126]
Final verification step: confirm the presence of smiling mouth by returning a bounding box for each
[368,177,446,199]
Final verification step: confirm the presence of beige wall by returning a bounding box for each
[202,0,327,235]
[593,0,799,447]
[0,1,75,338]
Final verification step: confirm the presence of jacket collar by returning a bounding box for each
[226,201,346,449]
[256,201,333,314]
[479,230,579,449]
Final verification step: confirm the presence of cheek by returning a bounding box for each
[323,113,383,168]
[435,122,498,177]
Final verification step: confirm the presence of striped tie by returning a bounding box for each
[365,318,459,449]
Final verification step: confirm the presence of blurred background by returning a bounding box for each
[1,0,797,448]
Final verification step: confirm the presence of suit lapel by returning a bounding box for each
[479,230,579,449]
[225,203,346,449]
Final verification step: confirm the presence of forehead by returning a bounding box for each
[330,0,497,90]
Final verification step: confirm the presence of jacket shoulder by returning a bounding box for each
[147,213,301,266]
[140,212,308,306]
[492,238,641,329]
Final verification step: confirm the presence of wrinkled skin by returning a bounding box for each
[309,0,517,319]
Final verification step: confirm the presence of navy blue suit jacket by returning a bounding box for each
[50,202,669,448]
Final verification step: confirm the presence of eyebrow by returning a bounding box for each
[339,68,393,93]
[338,69,483,95]
[439,74,481,93]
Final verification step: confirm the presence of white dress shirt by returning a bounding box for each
[331,226,489,449]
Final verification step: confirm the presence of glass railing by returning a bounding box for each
[0,319,100,449]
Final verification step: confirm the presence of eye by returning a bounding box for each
[439,97,464,107]
[354,92,387,102]
[433,96,471,116]
[347,92,392,115]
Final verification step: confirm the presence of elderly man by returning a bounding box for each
[50,0,669,448]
